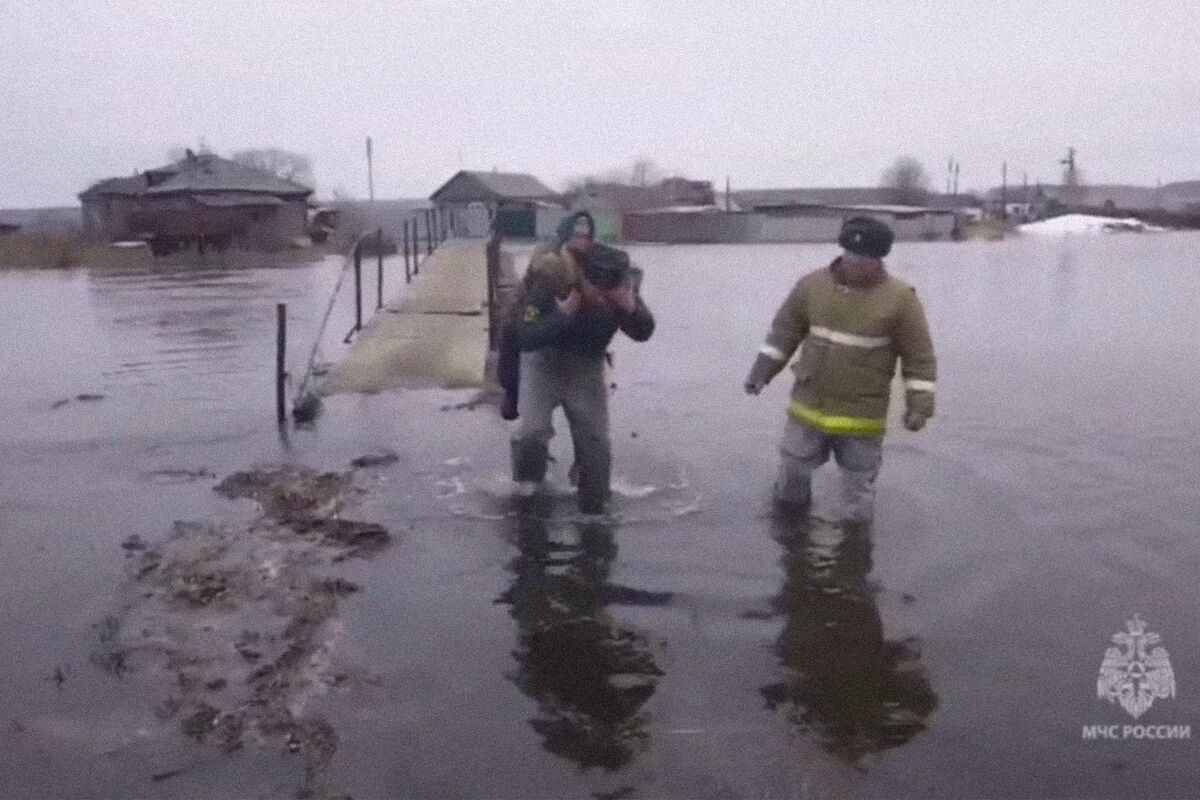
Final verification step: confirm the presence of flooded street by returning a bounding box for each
[2,234,1200,798]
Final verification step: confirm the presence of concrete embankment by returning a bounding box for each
[316,238,516,395]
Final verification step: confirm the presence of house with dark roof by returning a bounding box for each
[430,170,561,238]
[79,151,313,252]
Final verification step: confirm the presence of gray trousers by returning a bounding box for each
[511,349,610,509]
[775,417,883,520]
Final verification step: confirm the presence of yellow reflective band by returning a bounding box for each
[789,401,886,435]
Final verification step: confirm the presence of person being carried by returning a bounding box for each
[743,216,937,522]
[497,211,597,420]
[511,234,654,515]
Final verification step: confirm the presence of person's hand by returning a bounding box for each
[556,288,581,317]
[744,378,765,395]
[903,410,927,431]
[607,284,637,314]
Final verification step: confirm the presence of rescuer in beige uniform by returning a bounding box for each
[744,216,936,521]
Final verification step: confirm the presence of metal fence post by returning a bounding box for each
[403,219,411,283]
[276,303,287,425]
[376,228,384,310]
[485,227,500,349]
[353,238,362,334]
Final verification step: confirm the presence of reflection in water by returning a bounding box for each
[1052,246,1077,325]
[496,501,670,770]
[762,518,937,763]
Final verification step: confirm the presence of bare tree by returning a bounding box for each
[880,156,932,204]
[629,158,666,187]
[561,158,670,192]
[230,148,315,187]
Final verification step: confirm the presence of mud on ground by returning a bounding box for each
[93,461,393,797]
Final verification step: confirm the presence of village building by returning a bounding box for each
[620,187,976,244]
[430,170,561,238]
[78,151,313,253]
[984,182,1200,222]
[566,178,717,241]
[732,187,969,242]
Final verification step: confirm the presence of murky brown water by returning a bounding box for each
[1,234,1199,798]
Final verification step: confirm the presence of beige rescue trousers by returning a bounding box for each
[511,349,610,514]
[775,417,883,520]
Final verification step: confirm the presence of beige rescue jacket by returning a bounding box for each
[748,259,936,435]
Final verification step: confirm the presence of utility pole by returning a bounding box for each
[945,157,960,196]
[725,175,731,211]
[1060,146,1076,186]
[1001,161,1008,221]
[366,136,375,204]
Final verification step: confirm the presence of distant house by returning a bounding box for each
[726,187,966,242]
[567,177,716,240]
[982,183,1200,219]
[79,151,313,253]
[430,170,561,238]
[734,187,906,211]
[1163,181,1200,215]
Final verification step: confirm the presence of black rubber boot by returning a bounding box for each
[511,439,549,483]
[574,437,611,515]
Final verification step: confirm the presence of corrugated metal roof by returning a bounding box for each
[823,204,956,216]
[194,192,286,208]
[734,187,905,209]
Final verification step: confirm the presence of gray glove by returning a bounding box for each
[903,410,927,432]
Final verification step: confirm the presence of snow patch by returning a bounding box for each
[1019,213,1168,235]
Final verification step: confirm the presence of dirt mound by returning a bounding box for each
[93,463,392,797]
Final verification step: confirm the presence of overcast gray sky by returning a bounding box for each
[2,0,1198,207]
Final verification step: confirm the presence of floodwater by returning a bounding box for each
[1,234,1199,799]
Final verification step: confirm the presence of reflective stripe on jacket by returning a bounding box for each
[756,260,936,434]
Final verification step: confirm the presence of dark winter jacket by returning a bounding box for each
[518,245,654,358]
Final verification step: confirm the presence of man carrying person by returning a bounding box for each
[510,216,654,515]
